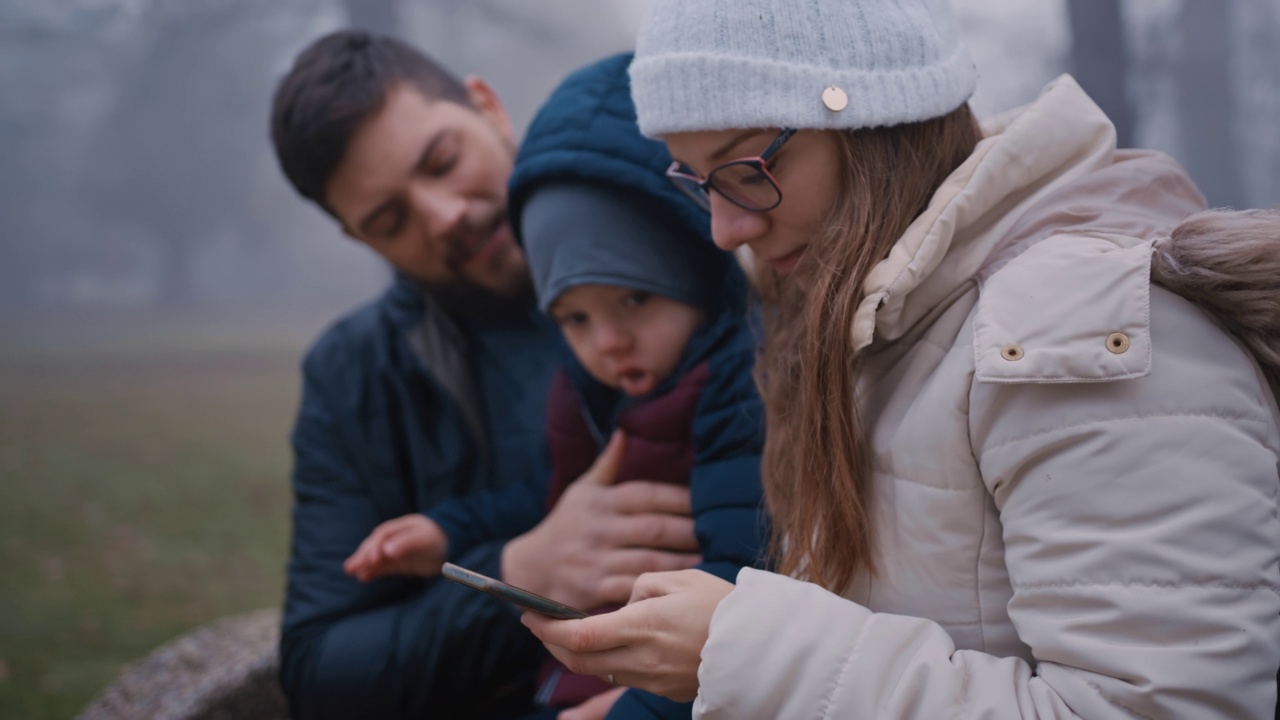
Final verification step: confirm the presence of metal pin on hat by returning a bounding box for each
[822,86,848,112]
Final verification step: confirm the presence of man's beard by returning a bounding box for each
[424,267,535,326]
[429,210,536,324]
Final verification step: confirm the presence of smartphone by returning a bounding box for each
[442,562,589,620]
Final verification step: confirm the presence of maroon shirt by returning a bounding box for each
[538,362,712,707]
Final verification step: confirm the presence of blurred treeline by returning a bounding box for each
[0,0,647,313]
[0,0,1276,314]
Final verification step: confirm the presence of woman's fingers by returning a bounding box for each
[542,641,595,675]
[594,557,700,604]
[522,608,643,654]
[521,583,722,703]
[626,568,712,604]
[538,636,650,681]
[522,613,598,654]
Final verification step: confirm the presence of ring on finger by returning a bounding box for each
[607,673,618,687]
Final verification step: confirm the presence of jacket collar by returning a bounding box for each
[384,272,428,331]
[852,75,1123,352]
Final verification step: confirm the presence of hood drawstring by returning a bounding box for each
[1152,208,1280,400]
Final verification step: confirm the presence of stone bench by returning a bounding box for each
[78,608,287,720]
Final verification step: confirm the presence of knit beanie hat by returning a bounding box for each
[521,180,717,314]
[630,0,977,136]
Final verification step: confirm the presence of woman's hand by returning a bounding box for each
[522,569,734,702]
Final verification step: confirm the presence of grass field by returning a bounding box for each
[0,308,331,719]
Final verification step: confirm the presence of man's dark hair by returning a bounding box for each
[270,30,470,214]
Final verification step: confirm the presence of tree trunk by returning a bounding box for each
[1066,0,1135,147]
[1176,0,1244,208]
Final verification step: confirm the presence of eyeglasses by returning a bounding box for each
[666,128,798,213]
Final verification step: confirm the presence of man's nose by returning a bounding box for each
[709,193,768,252]
[409,182,469,240]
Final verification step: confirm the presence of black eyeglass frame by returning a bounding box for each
[665,128,798,212]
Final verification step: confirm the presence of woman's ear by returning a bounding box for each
[463,76,515,146]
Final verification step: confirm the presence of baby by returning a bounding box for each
[517,174,765,716]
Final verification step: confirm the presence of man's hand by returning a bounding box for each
[343,514,449,583]
[501,431,699,610]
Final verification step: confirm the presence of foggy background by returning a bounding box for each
[0,1,1277,718]
[2,0,1276,322]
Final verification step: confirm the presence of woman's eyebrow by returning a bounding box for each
[708,129,773,162]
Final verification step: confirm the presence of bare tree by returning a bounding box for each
[0,3,127,305]
[1066,0,1135,147]
[1175,0,1244,207]
[80,0,313,307]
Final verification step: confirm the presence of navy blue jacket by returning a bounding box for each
[430,53,769,720]
[279,274,559,720]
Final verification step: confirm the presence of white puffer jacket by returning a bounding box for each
[694,76,1280,719]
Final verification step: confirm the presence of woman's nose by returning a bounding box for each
[709,193,768,252]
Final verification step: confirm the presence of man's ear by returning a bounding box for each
[464,76,514,145]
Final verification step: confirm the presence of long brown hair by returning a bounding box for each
[1152,208,1280,400]
[756,105,982,592]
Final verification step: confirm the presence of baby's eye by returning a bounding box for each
[623,291,651,308]
[557,312,588,328]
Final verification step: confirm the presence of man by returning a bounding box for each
[269,31,699,719]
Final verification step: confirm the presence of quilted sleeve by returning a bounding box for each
[692,288,1279,719]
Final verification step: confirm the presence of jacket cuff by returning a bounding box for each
[695,561,744,584]
[693,568,872,719]
[424,504,477,563]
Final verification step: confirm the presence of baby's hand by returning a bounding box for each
[343,514,448,582]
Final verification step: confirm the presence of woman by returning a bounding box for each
[523,0,1280,718]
